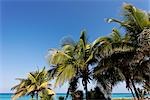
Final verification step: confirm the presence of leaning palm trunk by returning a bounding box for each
[65,88,70,100]
[65,77,78,100]
[131,79,140,100]
[129,86,136,100]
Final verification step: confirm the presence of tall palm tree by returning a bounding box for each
[101,3,150,100]
[47,31,96,100]
[93,28,136,99]
[11,67,55,100]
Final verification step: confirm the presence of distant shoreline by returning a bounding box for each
[0,93,139,98]
[1,93,150,100]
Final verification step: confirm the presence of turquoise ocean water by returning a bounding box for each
[0,93,134,100]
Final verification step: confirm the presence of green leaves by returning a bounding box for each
[123,3,150,30]
[107,3,150,42]
[12,90,26,100]
[93,28,133,58]
[27,85,36,93]
[28,73,36,83]
[54,64,75,87]
[48,49,72,65]
[46,88,55,95]
[12,67,54,100]
[12,3,150,100]
[47,30,95,100]
[94,4,150,99]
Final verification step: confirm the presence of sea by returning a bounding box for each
[0,93,135,100]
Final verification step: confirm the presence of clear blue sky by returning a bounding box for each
[1,0,149,93]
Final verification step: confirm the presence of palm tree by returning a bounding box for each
[11,67,55,100]
[107,3,150,99]
[92,28,136,99]
[97,3,150,100]
[47,31,96,100]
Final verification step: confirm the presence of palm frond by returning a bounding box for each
[54,64,76,87]
[28,73,36,83]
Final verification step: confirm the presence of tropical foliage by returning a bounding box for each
[47,31,96,99]
[47,3,150,100]
[12,3,150,100]
[95,3,150,100]
[11,68,55,100]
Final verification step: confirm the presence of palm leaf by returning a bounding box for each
[27,85,36,93]
[55,64,75,87]
[12,90,26,100]
[39,81,49,89]
[28,73,36,83]
[46,88,55,95]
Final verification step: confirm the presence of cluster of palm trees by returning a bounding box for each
[12,3,150,100]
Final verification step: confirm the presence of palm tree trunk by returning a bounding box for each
[82,77,88,100]
[36,92,38,100]
[131,79,140,100]
[84,80,88,100]
[129,86,136,100]
[65,88,70,100]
